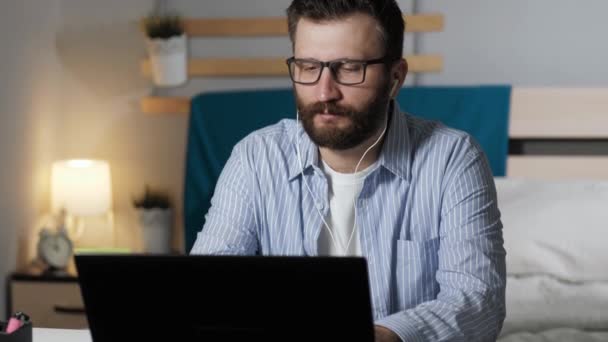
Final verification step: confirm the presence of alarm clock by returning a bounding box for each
[37,227,73,272]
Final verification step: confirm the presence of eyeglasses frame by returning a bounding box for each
[285,56,395,85]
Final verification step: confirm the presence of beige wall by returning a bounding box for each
[0,0,63,320]
[0,0,170,318]
[418,0,608,86]
[51,0,186,252]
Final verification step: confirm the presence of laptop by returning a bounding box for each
[75,255,375,342]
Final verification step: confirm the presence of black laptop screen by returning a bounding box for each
[75,255,374,342]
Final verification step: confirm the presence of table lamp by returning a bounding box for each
[51,159,114,245]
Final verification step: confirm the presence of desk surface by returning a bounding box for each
[34,328,91,342]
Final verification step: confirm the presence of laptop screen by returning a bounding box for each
[75,255,374,342]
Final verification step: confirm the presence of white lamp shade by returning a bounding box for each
[51,159,112,216]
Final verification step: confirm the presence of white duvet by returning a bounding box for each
[496,275,608,341]
[495,179,608,282]
[501,275,608,336]
[498,328,608,342]
[495,179,608,341]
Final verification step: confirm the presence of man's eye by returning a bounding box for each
[297,63,319,72]
[340,63,363,72]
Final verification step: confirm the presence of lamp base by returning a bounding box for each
[65,211,116,249]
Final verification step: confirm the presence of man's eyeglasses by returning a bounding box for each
[286,56,392,85]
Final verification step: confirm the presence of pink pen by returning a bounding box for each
[5,318,20,334]
[5,312,29,334]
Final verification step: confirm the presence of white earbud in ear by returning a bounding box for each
[390,80,400,98]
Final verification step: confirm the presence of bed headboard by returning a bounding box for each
[183,89,295,253]
[507,88,608,179]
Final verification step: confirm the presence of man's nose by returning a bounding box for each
[315,68,342,103]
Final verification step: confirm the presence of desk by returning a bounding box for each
[33,328,91,342]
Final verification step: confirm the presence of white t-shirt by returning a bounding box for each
[317,159,379,256]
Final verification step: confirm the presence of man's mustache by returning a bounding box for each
[299,102,356,117]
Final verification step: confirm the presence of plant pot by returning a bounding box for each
[138,208,172,254]
[145,34,187,87]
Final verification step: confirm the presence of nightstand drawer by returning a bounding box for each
[10,280,88,329]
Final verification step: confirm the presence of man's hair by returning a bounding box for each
[286,0,405,62]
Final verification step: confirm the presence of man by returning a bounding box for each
[191,0,506,340]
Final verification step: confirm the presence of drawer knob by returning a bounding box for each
[53,305,86,315]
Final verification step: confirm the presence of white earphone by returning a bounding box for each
[295,99,390,255]
[390,79,400,98]
[295,110,342,252]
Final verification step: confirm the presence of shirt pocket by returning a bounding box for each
[394,237,440,309]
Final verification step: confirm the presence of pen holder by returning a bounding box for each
[0,321,32,342]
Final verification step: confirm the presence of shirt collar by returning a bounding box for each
[287,101,411,182]
[288,123,318,181]
[376,101,411,181]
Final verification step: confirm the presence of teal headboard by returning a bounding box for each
[184,89,296,252]
[184,86,510,252]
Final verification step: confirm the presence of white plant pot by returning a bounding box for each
[146,34,188,87]
[138,208,172,254]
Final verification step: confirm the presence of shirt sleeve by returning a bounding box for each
[190,143,259,255]
[376,139,506,341]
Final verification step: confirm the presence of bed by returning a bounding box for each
[494,88,608,341]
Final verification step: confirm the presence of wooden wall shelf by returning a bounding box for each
[180,14,443,37]
[141,14,445,115]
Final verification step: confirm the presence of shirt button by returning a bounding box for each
[316,202,324,210]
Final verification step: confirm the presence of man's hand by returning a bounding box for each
[374,325,401,342]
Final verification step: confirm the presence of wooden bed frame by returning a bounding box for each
[507,88,608,179]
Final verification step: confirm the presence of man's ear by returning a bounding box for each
[390,58,408,99]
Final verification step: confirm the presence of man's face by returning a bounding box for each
[293,13,392,150]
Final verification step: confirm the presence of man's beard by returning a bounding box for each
[296,83,391,150]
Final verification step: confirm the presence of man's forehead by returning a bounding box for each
[293,13,385,58]
[294,12,381,35]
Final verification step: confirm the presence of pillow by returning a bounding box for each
[495,178,608,281]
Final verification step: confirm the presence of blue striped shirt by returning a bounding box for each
[191,104,506,341]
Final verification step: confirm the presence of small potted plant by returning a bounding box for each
[133,186,172,254]
[142,10,187,86]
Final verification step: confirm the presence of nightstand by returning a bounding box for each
[7,268,88,329]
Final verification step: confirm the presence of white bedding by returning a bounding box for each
[495,179,608,341]
[501,275,608,336]
[498,328,608,342]
[495,179,608,282]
